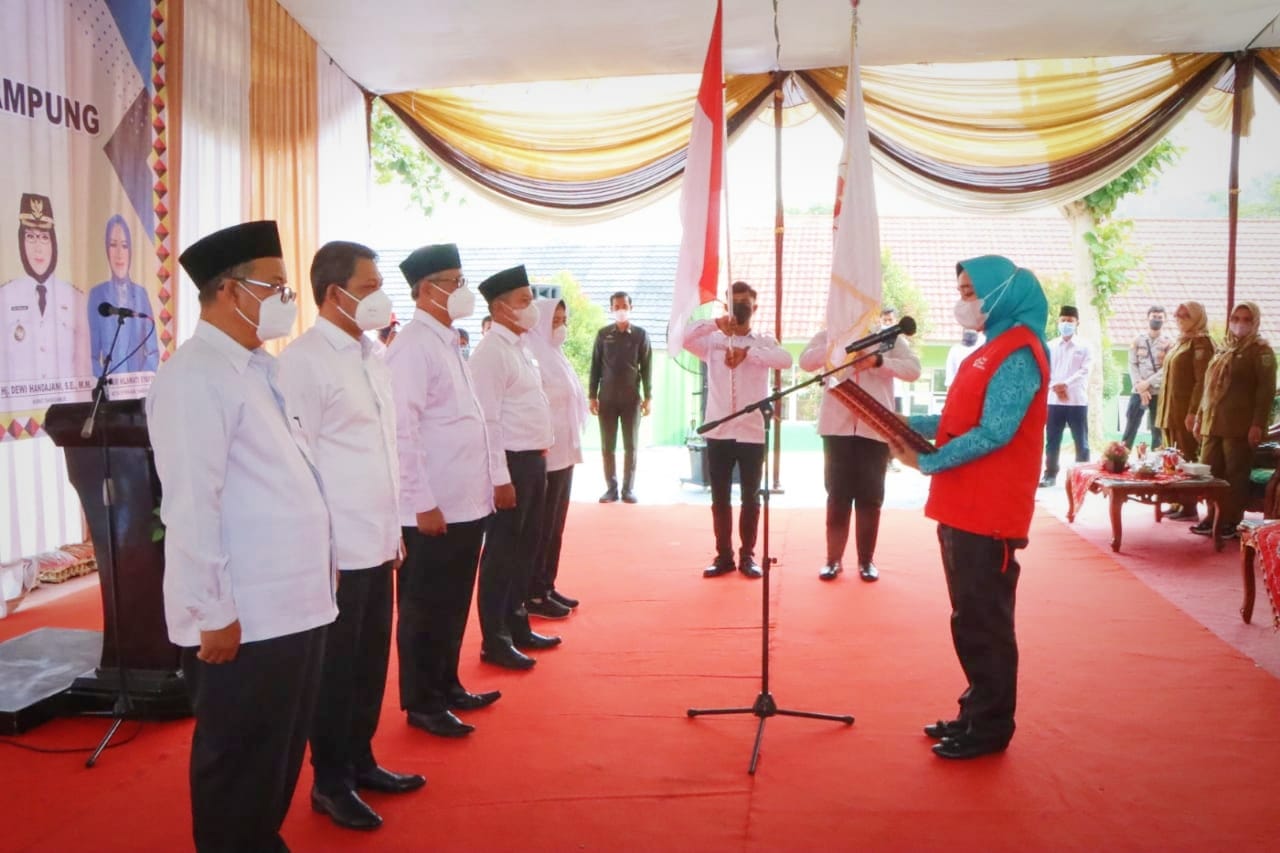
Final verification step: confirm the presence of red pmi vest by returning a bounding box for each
[925,325,1049,541]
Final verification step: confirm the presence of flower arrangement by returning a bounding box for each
[1102,441,1129,474]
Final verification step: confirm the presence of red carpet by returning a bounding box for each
[3,505,1280,852]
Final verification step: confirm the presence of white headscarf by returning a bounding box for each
[525,296,588,439]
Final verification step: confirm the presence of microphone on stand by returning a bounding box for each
[97,301,150,319]
[844,316,916,354]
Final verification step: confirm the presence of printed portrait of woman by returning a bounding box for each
[88,214,158,375]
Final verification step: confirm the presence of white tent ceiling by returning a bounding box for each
[279,0,1280,93]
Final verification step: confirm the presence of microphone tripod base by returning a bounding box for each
[688,693,854,774]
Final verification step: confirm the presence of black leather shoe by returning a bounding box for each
[311,788,382,830]
[621,490,638,504]
[354,766,426,794]
[481,643,537,669]
[513,631,562,650]
[819,562,842,581]
[447,689,501,711]
[859,562,879,582]
[526,596,572,619]
[599,489,619,503]
[1189,520,1213,536]
[932,733,1009,760]
[923,719,967,740]
[548,588,579,609]
[406,709,474,738]
[738,558,763,579]
[704,560,735,578]
[1037,475,1056,488]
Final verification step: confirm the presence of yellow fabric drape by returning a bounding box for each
[383,52,1245,215]
[249,0,319,349]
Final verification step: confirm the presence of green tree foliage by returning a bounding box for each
[1208,172,1280,217]
[369,99,454,218]
[881,249,930,339]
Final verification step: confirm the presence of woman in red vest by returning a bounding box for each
[886,255,1049,760]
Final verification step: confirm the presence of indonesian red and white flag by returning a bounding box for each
[824,11,881,368]
[667,0,724,357]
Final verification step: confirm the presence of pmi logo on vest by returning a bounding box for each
[973,356,990,371]
[1,77,101,136]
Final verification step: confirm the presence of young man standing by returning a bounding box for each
[1122,305,1172,450]
[148,221,335,852]
[277,241,425,831]
[1040,305,1093,487]
[588,291,652,503]
[683,282,792,578]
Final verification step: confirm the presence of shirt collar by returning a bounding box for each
[492,324,521,345]
[415,307,459,345]
[316,316,365,354]
[194,319,257,375]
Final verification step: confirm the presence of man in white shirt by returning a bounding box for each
[1040,305,1093,487]
[945,329,985,388]
[277,241,424,832]
[386,243,502,738]
[684,282,793,578]
[147,221,336,853]
[799,318,922,582]
[471,265,560,669]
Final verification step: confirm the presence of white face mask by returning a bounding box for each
[551,326,567,347]
[1059,321,1077,337]
[432,282,475,320]
[613,308,630,324]
[953,298,986,331]
[237,282,297,341]
[336,286,393,331]
[511,301,540,331]
[1230,321,1251,338]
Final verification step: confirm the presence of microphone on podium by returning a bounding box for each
[98,301,150,319]
[844,316,916,354]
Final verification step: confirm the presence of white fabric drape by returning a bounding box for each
[317,49,372,245]
[178,0,250,342]
[0,437,83,564]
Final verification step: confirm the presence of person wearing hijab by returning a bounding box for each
[1154,301,1215,520]
[525,296,588,616]
[88,214,159,375]
[886,255,1049,761]
[1191,302,1276,539]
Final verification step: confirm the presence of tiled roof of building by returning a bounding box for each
[379,216,1280,349]
[377,244,680,346]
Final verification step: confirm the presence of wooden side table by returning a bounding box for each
[1237,519,1280,624]
[1065,470,1231,553]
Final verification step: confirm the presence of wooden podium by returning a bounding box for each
[43,399,189,718]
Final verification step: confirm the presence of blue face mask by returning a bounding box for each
[1059,321,1077,337]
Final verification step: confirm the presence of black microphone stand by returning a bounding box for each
[688,339,895,774]
[83,315,133,767]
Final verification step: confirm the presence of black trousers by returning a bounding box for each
[823,434,889,565]
[398,518,485,714]
[182,626,326,853]
[706,438,765,564]
[310,562,393,794]
[937,524,1022,744]
[531,465,574,596]
[479,451,548,647]
[1122,392,1162,449]
[598,397,640,492]
[1044,404,1089,478]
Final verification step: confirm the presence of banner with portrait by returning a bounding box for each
[0,0,176,439]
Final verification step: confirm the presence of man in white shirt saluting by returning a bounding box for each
[147,221,336,853]
[471,265,561,670]
[386,244,502,739]
[683,281,793,578]
[277,241,425,831]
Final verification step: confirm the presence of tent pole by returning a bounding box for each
[772,75,785,491]
[1226,52,1253,315]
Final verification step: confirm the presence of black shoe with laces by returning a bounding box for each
[526,596,572,619]
[548,588,579,609]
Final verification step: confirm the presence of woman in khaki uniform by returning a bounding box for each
[1156,301,1215,460]
[1192,301,1277,539]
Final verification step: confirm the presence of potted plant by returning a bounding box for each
[1102,440,1129,474]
